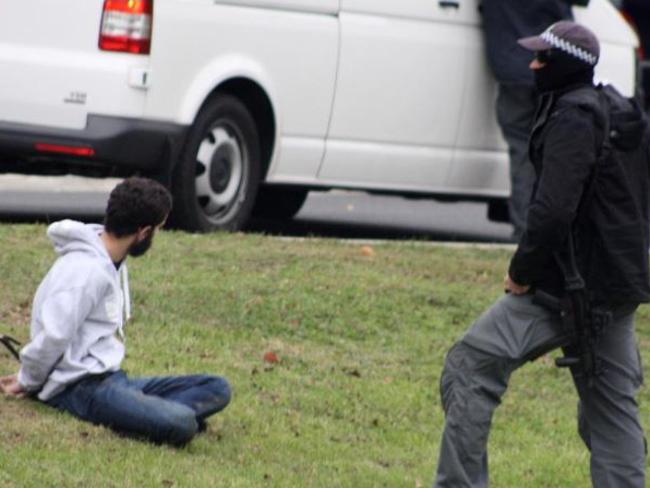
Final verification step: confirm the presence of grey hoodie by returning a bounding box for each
[18,220,131,401]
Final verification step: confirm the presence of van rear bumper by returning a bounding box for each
[0,114,188,176]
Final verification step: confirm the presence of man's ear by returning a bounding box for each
[136,225,153,241]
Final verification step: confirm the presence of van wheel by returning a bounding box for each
[252,186,309,220]
[170,94,261,232]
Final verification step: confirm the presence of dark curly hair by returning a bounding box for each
[104,177,172,237]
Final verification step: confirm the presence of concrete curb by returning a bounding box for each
[272,235,517,251]
[0,175,119,193]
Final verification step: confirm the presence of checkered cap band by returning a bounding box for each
[540,29,598,66]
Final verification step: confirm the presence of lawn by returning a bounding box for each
[0,225,648,487]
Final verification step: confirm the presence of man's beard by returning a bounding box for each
[128,232,153,257]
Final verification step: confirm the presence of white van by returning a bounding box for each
[0,0,638,231]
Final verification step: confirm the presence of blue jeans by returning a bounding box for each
[47,370,231,445]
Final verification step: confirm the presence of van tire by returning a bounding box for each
[170,94,261,232]
[252,186,309,220]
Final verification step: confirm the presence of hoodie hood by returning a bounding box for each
[47,220,108,259]
[47,219,131,336]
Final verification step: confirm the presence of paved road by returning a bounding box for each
[0,175,513,243]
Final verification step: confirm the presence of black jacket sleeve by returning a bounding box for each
[509,106,597,285]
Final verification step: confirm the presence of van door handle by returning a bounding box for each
[439,0,460,8]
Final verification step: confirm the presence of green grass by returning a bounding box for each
[0,225,648,487]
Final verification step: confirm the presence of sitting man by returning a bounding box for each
[0,177,231,445]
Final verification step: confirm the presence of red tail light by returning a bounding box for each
[35,143,96,157]
[99,0,153,55]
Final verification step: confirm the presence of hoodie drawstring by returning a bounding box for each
[119,265,131,341]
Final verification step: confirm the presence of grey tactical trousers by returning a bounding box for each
[434,293,646,488]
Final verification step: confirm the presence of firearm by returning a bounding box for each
[532,233,609,387]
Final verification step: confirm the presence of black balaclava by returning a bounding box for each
[534,49,594,93]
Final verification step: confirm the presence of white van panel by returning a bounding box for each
[448,6,507,197]
[0,0,104,51]
[319,140,454,193]
[575,0,639,96]
[272,137,328,181]
[325,13,464,145]
[319,1,473,190]
[342,0,465,23]
[175,54,280,132]
[594,44,637,96]
[149,4,337,147]
[0,0,147,129]
[0,45,148,130]
[148,3,338,180]
[215,0,339,15]
[445,149,510,197]
[574,0,638,46]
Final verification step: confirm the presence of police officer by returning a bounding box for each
[434,21,648,488]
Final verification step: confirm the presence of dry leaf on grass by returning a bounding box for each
[361,245,375,257]
[263,351,280,364]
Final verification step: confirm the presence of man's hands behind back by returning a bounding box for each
[0,374,25,398]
